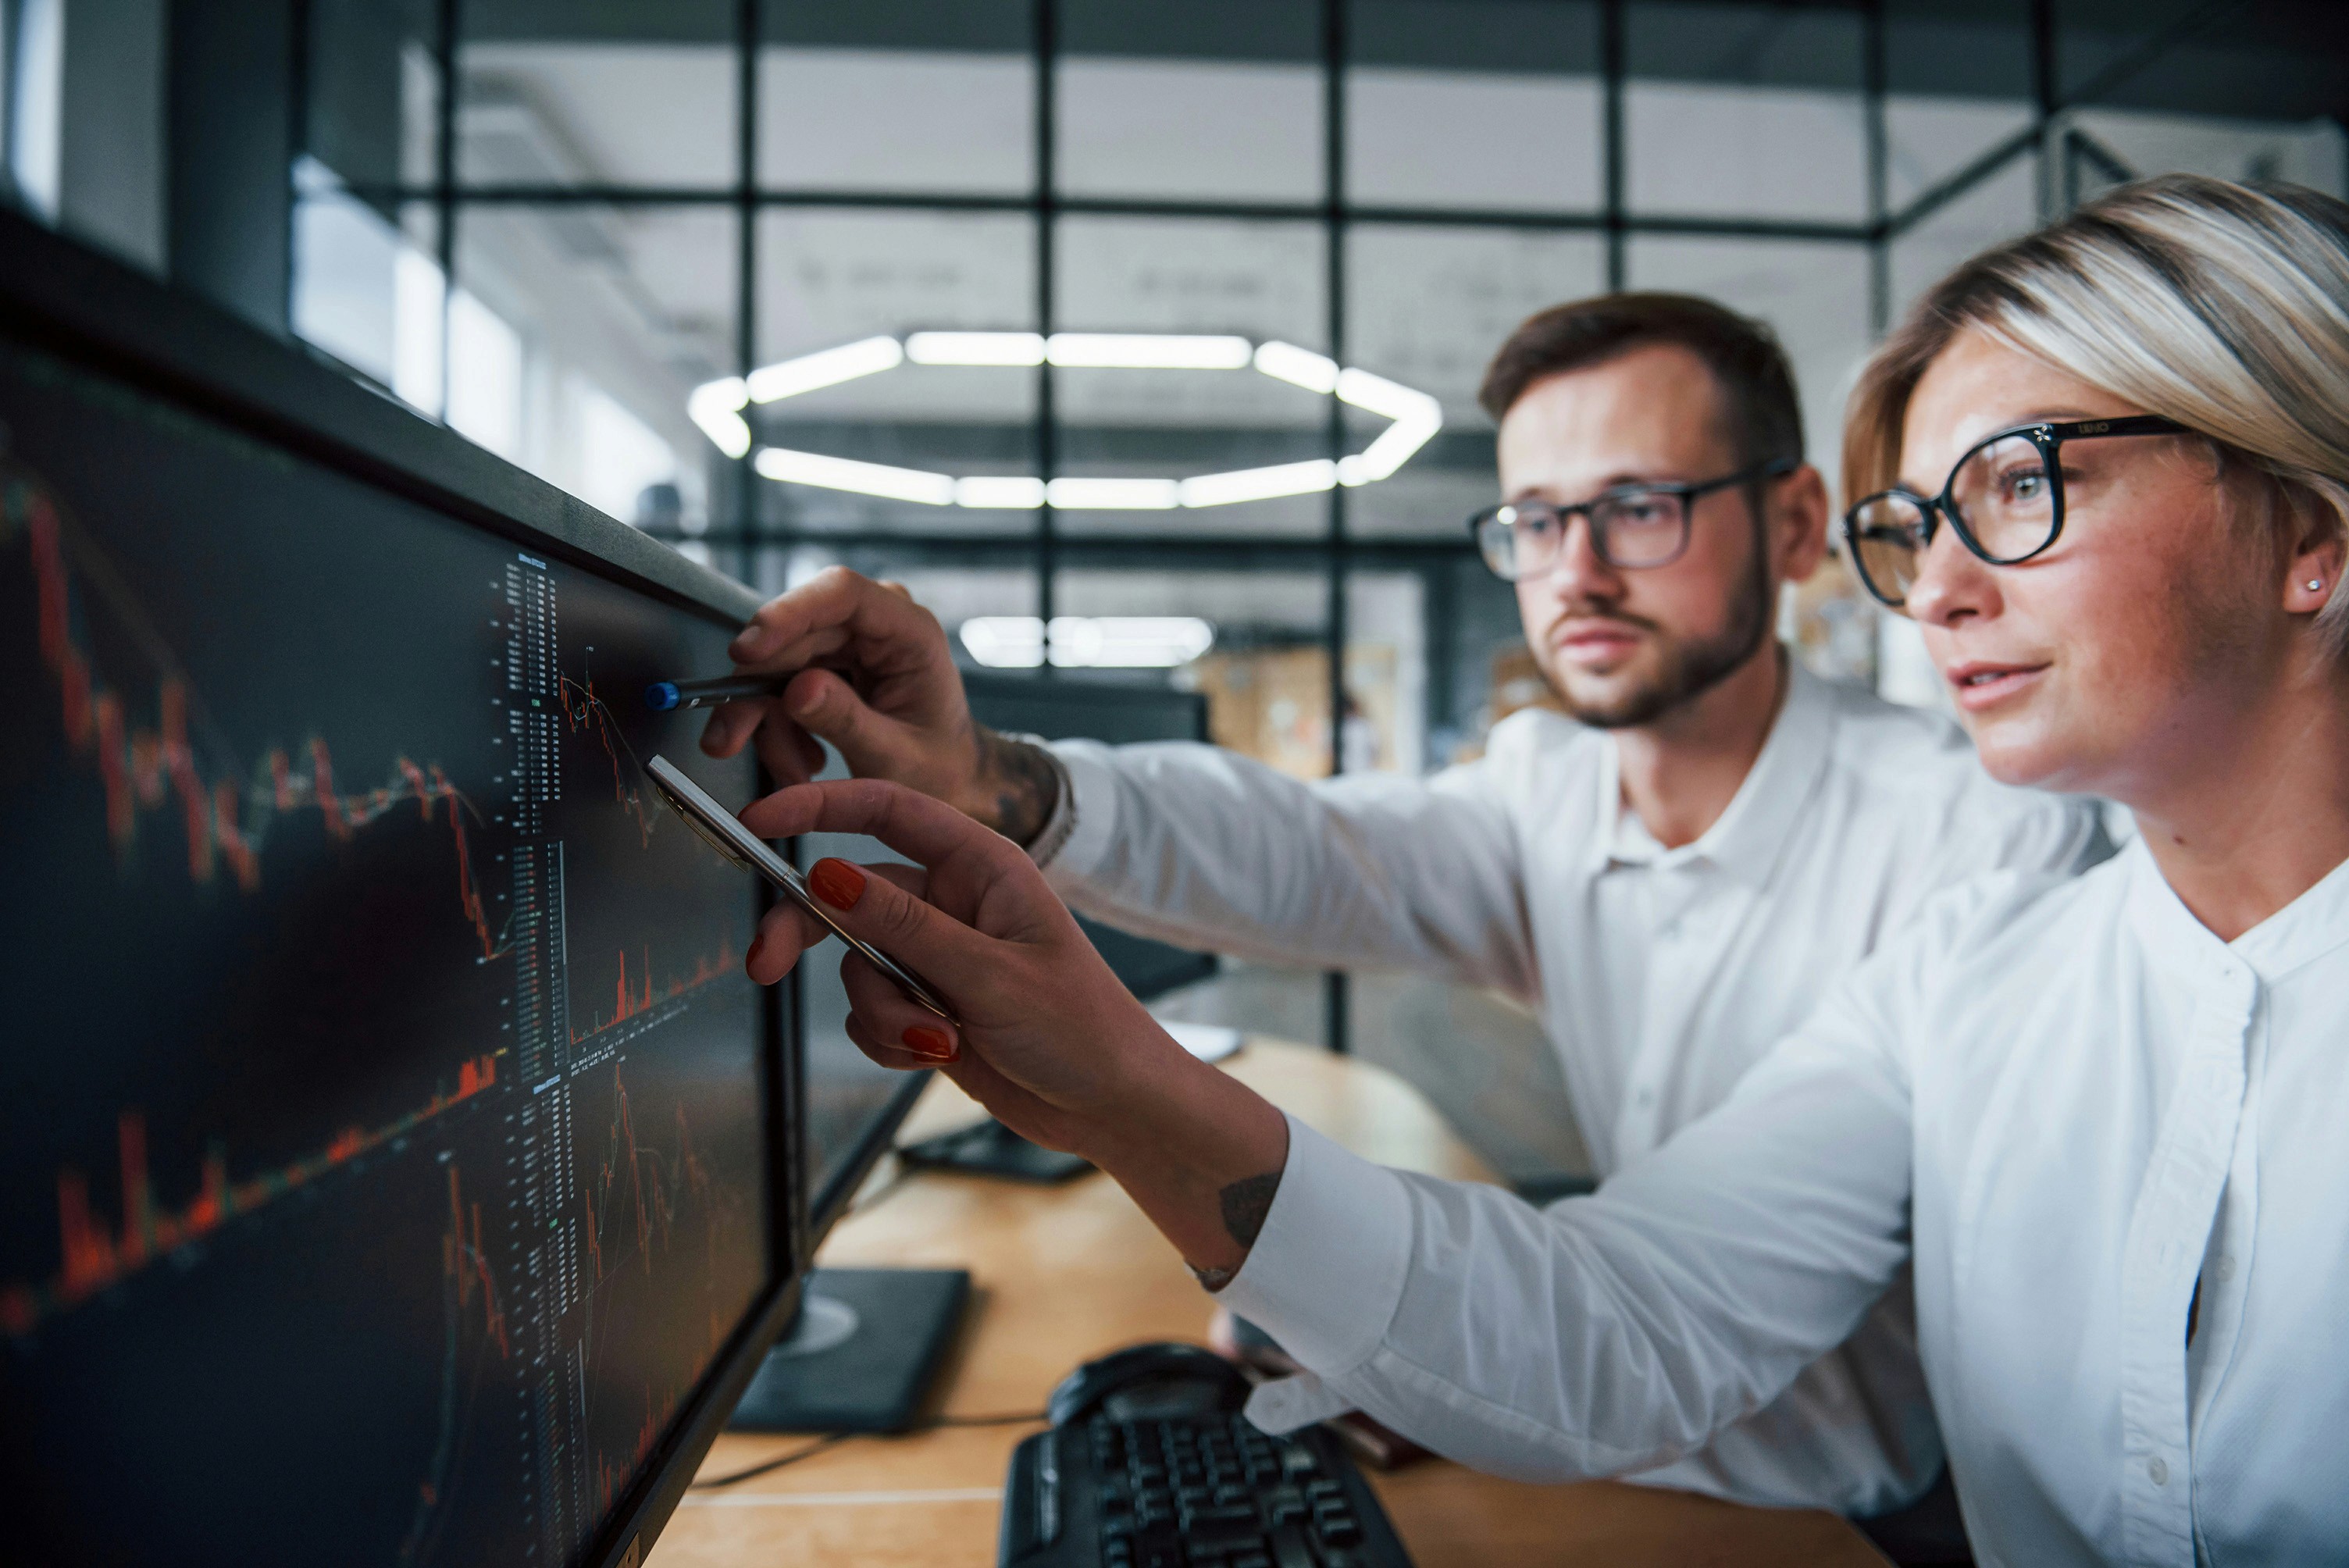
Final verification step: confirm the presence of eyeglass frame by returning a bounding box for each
[1840,414,2190,610]
[1468,456,1797,582]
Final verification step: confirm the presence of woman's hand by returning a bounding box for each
[737,779,1289,1280]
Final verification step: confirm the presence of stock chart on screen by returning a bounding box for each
[0,339,769,1565]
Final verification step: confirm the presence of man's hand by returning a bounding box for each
[697,566,1060,843]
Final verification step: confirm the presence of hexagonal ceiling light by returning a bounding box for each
[685,332,1442,511]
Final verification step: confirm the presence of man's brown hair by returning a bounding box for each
[1477,292,1805,468]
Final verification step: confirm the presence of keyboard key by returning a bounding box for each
[1184,1528,1267,1560]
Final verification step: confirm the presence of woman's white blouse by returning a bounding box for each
[1221,837,2349,1566]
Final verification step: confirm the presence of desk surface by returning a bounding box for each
[654,1041,1885,1568]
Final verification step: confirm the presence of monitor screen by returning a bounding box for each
[0,331,775,1564]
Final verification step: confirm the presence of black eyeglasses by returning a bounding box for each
[1842,415,2189,610]
[1470,458,1795,582]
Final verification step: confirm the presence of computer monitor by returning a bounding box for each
[964,671,1218,1003]
[0,211,799,1566]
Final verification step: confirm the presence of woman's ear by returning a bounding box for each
[2279,485,2346,618]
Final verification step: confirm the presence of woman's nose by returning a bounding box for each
[1902,514,2000,629]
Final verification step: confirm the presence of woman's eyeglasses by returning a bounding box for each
[1842,415,2188,610]
[1470,458,1794,582]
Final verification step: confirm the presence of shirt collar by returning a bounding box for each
[1587,659,1835,887]
[2126,830,2349,984]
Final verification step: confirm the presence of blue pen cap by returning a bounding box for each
[643,681,682,711]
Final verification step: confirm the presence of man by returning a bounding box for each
[703,294,2096,1517]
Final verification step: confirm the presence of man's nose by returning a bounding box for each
[1537,511,1624,602]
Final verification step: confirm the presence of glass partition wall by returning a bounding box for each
[269,0,2347,1071]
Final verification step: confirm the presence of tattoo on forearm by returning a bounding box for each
[1219,1173,1282,1250]
[973,724,1059,845]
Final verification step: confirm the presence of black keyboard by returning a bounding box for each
[999,1409,1412,1568]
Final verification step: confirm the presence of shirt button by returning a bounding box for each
[2216,1256,2237,1281]
[2147,1456,2169,1486]
[1634,1088,1656,1109]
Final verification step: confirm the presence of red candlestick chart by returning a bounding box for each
[575,1063,743,1518]
[558,673,656,845]
[0,1053,506,1338]
[7,457,505,959]
[442,1161,510,1359]
[568,939,742,1044]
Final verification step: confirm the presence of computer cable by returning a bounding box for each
[688,1409,1050,1489]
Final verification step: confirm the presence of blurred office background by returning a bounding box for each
[7,0,2343,1183]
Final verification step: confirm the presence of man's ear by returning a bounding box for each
[1772,463,1833,583]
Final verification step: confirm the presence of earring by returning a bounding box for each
[2310,579,2326,592]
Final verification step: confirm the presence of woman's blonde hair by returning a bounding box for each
[1845,174,2349,655]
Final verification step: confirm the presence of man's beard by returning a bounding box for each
[1546,532,1774,730]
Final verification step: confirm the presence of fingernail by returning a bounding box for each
[745,933,767,972]
[808,857,864,910]
[729,626,769,659]
[902,1025,957,1062]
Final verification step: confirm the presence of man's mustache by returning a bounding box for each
[1551,606,1663,636]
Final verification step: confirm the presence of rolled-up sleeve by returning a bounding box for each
[1221,949,1922,1483]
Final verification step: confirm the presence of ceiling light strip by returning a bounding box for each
[709,333,1445,508]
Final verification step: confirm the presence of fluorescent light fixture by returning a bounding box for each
[1335,365,1441,425]
[1060,616,1217,668]
[1046,333,1253,370]
[700,337,1449,494]
[1355,409,1443,481]
[906,331,1045,366]
[745,335,904,404]
[954,475,1047,509]
[686,376,752,458]
[1178,459,1338,508]
[753,446,955,506]
[960,616,1216,670]
[958,617,1045,669]
[1045,476,1182,510]
[1252,340,1339,394]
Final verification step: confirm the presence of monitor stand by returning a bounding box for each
[728,1267,971,1434]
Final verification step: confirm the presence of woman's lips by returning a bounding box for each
[1944,661,2050,712]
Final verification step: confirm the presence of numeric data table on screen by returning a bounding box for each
[0,339,770,1567]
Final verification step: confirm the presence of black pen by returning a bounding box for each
[643,675,787,711]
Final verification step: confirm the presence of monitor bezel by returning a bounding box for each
[0,205,870,1568]
[806,1070,934,1251]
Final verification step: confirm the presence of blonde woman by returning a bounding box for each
[741,176,2349,1563]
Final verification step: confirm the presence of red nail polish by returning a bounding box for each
[745,933,767,971]
[902,1025,957,1061]
[809,858,864,910]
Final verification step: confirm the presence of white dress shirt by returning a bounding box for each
[1220,839,2349,1566]
[1040,662,2097,1514]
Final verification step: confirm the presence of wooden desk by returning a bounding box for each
[654,1041,1885,1568]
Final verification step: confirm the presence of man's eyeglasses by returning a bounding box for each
[1470,458,1795,582]
[1841,415,2188,611]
